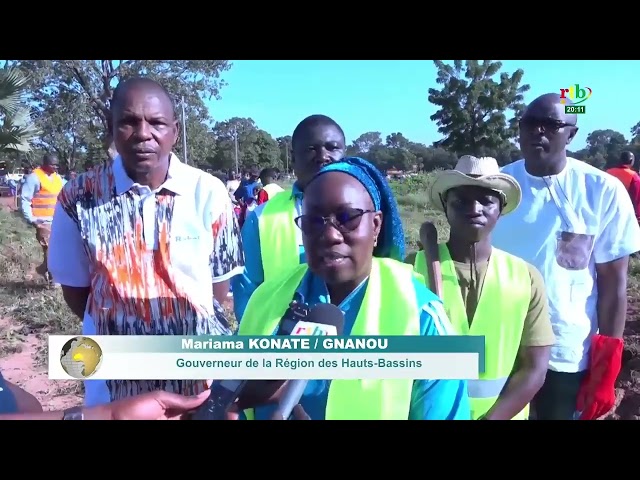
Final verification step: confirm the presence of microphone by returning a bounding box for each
[273,303,345,420]
[190,379,248,421]
[191,302,342,420]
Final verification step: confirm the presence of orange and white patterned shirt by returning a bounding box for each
[48,154,244,405]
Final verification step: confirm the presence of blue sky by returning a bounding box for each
[205,60,640,150]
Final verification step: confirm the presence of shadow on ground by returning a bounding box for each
[0,279,51,295]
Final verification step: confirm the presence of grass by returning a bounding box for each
[628,257,640,297]
[391,173,450,248]
[0,207,78,364]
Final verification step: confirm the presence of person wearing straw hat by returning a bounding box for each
[411,155,554,420]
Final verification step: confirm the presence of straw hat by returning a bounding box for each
[428,155,522,215]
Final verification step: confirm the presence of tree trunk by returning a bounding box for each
[102,133,118,163]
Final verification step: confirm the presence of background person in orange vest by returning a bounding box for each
[19,154,63,283]
[606,151,640,223]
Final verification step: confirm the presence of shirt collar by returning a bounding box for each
[296,269,369,311]
[113,153,191,196]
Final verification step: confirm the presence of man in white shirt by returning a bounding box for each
[48,76,244,406]
[226,172,241,201]
[492,93,640,420]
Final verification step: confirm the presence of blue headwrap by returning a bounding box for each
[310,156,405,261]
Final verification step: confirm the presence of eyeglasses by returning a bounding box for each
[294,208,375,235]
[519,117,576,134]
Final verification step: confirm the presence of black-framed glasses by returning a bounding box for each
[519,117,575,134]
[294,208,375,235]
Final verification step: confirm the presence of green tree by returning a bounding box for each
[179,115,217,168]
[276,135,292,173]
[587,129,627,164]
[384,132,416,171]
[428,60,529,155]
[573,129,628,169]
[13,60,231,159]
[630,121,640,144]
[31,86,100,170]
[211,117,280,172]
[0,66,39,154]
[417,146,458,172]
[348,131,383,156]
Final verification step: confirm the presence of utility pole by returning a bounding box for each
[284,140,289,173]
[233,127,239,175]
[180,96,188,165]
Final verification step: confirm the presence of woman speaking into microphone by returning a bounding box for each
[237,157,470,420]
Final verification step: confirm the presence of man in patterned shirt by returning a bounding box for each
[48,77,245,406]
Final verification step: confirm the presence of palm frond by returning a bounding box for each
[0,107,40,153]
[0,66,30,117]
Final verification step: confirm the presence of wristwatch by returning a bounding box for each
[62,406,84,420]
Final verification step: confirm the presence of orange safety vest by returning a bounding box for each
[32,168,63,218]
[606,166,637,191]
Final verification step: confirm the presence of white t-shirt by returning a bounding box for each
[492,158,640,373]
[227,179,240,195]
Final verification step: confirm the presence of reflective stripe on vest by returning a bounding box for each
[258,191,301,283]
[238,257,421,420]
[32,168,63,218]
[414,245,530,420]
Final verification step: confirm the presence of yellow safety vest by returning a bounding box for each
[414,244,531,420]
[258,190,301,283]
[238,257,421,420]
[32,168,63,218]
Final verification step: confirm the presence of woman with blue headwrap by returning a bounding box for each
[237,157,470,420]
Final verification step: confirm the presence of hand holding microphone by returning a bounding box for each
[191,302,344,420]
[191,300,308,420]
[273,302,345,420]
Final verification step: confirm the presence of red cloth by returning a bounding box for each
[257,189,269,205]
[607,166,640,222]
[628,174,640,223]
[577,334,623,420]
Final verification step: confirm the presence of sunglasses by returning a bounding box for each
[519,117,576,134]
[294,208,375,235]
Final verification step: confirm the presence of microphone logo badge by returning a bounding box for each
[293,321,337,336]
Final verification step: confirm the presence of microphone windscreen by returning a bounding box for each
[306,303,345,335]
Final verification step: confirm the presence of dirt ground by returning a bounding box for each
[0,315,82,410]
[0,195,16,210]
[2,192,640,417]
[0,194,83,409]
[605,294,640,419]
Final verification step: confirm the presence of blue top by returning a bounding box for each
[234,180,260,203]
[0,372,18,414]
[20,171,44,223]
[241,271,471,420]
[231,184,305,320]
